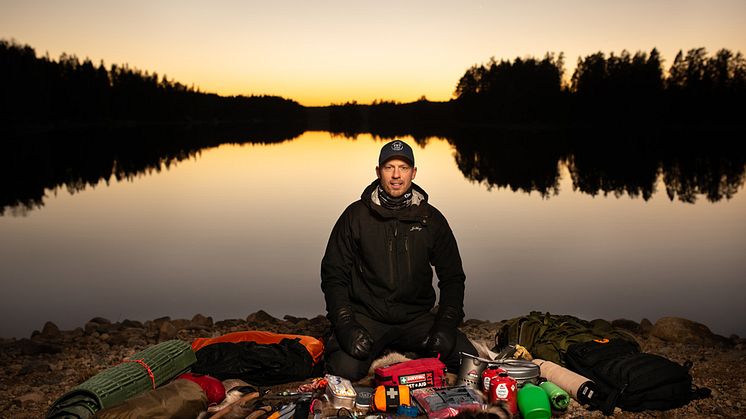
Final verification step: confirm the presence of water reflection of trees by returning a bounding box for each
[0,124,305,215]
[449,127,745,203]
[3,124,743,216]
[448,128,569,197]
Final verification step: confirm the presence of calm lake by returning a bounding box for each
[1,130,745,338]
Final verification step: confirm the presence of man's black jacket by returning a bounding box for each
[321,180,466,325]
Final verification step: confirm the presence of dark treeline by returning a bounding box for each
[0,40,305,133]
[320,47,746,128]
[456,47,746,123]
[320,98,455,138]
[5,39,744,131]
[454,53,566,123]
[0,123,304,215]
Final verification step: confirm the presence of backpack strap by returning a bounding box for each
[518,318,549,351]
[690,385,711,401]
[682,360,711,401]
[591,383,626,416]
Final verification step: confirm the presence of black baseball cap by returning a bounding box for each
[378,140,415,166]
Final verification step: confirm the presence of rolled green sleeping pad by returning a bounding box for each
[540,380,570,410]
[46,340,196,418]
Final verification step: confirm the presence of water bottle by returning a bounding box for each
[540,380,570,410]
[517,382,551,419]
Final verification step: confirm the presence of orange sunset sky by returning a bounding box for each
[2,0,745,106]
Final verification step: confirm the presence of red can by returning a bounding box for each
[488,370,518,415]
[481,366,505,393]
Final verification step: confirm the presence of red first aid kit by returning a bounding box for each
[374,357,447,389]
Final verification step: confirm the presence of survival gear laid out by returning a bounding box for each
[564,338,711,415]
[374,357,447,389]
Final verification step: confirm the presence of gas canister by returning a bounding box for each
[481,365,505,393]
[488,370,518,416]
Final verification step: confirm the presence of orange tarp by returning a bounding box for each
[191,331,324,364]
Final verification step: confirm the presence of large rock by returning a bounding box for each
[651,317,720,346]
[158,321,178,341]
[190,314,214,329]
[121,319,144,329]
[108,328,147,347]
[170,319,191,331]
[146,316,172,333]
[214,318,246,328]
[14,392,45,408]
[86,320,117,335]
[85,321,106,335]
[246,310,280,324]
[640,318,654,336]
[303,315,331,337]
[39,321,61,339]
[14,339,61,355]
[611,318,642,334]
[283,315,306,324]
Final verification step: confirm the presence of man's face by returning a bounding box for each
[376,158,417,198]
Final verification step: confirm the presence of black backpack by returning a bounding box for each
[563,339,710,415]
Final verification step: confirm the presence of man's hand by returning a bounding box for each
[424,306,462,358]
[424,323,457,358]
[331,307,374,360]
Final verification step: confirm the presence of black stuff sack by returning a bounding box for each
[192,337,319,386]
[564,339,709,415]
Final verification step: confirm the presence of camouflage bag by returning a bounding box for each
[493,311,637,365]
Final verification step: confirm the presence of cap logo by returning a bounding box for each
[391,141,404,151]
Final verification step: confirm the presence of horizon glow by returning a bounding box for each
[1,0,745,105]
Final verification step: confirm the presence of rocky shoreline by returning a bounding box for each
[1,311,744,418]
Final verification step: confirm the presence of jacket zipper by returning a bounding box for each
[388,221,398,287]
[404,235,411,279]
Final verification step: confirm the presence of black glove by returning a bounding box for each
[330,306,374,360]
[423,306,462,358]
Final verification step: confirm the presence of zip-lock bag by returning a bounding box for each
[411,386,483,419]
[374,357,447,389]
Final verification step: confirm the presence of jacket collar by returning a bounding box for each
[361,180,429,220]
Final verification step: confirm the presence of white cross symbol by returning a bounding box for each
[387,387,399,399]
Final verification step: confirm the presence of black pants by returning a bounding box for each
[324,311,477,381]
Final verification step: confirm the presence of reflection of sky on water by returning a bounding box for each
[1,132,744,338]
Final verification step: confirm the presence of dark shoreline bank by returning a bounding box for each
[1,311,744,418]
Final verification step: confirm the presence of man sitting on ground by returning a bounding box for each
[321,139,477,380]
